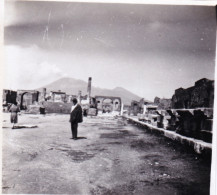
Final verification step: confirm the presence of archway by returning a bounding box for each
[20,91,39,110]
[20,92,31,110]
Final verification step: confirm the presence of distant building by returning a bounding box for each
[95,96,122,113]
[49,91,66,103]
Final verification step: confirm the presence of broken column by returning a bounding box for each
[87,77,92,104]
[77,90,82,104]
[43,88,46,100]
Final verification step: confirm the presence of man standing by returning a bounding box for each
[69,98,83,140]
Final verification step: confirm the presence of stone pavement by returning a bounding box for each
[2,113,211,194]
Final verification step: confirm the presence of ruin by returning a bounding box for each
[3,89,17,104]
[137,107,213,143]
[130,100,140,116]
[3,77,121,115]
[48,91,66,103]
[95,96,121,113]
[87,77,92,104]
[130,98,152,116]
[154,97,172,110]
[171,78,214,109]
[131,78,215,144]
[16,90,39,110]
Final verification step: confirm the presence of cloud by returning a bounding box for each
[4,45,68,90]
[3,2,216,101]
[4,2,216,55]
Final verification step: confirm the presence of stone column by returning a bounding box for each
[43,88,46,100]
[78,90,82,104]
[87,77,92,104]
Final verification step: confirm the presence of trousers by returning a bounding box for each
[71,123,78,138]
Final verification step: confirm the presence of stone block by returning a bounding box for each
[138,114,145,121]
[148,114,152,120]
[203,108,213,118]
[26,105,40,114]
[157,115,163,123]
[164,116,171,120]
[88,108,97,116]
[151,121,158,127]
[201,119,213,131]
[200,130,212,143]
[157,122,163,128]
[43,102,72,114]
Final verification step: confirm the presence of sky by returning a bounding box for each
[3,1,216,101]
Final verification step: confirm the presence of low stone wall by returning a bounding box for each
[137,108,213,143]
[26,105,41,114]
[125,116,212,155]
[43,102,73,114]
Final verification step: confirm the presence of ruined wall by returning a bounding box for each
[130,98,157,115]
[49,92,67,103]
[3,90,17,104]
[137,98,151,114]
[191,79,214,108]
[171,78,214,109]
[95,96,122,112]
[16,90,39,109]
[154,97,172,110]
[138,108,213,143]
[43,102,73,114]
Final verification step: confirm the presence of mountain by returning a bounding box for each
[37,77,144,105]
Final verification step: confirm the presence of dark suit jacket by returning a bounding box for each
[70,104,83,124]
